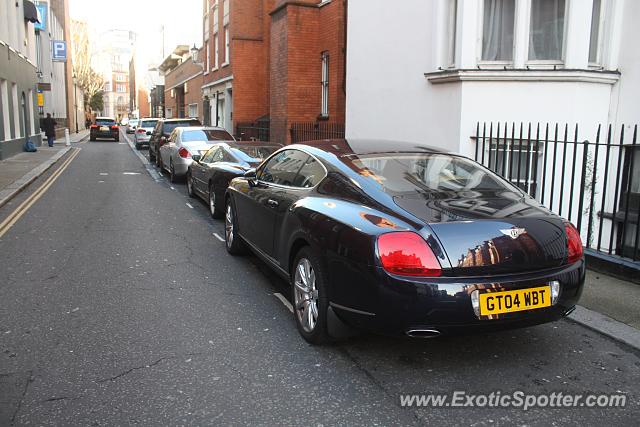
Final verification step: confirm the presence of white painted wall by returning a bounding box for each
[346,0,463,152]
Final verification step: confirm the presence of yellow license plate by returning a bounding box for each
[479,286,551,316]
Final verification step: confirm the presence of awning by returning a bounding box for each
[24,1,40,24]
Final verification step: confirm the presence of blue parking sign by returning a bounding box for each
[52,40,67,62]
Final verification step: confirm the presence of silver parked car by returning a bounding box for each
[159,126,235,182]
[133,118,159,149]
[126,119,139,134]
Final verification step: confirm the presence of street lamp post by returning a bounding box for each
[72,72,79,134]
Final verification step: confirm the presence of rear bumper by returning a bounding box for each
[329,259,585,337]
[91,131,119,139]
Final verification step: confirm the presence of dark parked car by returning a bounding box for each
[90,117,119,141]
[148,118,201,165]
[224,139,585,344]
[187,141,282,218]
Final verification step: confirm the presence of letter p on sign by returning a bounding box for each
[52,40,67,62]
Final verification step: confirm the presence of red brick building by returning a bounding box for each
[201,0,346,144]
[160,46,204,122]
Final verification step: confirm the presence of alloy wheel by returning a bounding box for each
[293,258,319,333]
[225,204,234,247]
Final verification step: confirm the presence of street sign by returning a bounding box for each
[37,91,44,107]
[34,2,47,31]
[52,40,67,62]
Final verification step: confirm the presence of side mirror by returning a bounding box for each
[192,154,201,163]
[244,168,257,186]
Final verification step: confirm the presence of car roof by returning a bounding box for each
[178,126,230,132]
[218,140,282,149]
[96,117,116,121]
[162,118,201,123]
[290,139,448,157]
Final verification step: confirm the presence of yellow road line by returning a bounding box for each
[0,148,81,239]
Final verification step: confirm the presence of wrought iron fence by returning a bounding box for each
[235,123,270,141]
[473,122,640,264]
[290,122,345,144]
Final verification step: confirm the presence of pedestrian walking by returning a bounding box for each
[41,113,57,147]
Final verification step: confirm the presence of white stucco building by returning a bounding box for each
[346,0,640,266]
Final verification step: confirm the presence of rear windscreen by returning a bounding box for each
[96,119,115,126]
[182,129,233,142]
[140,120,158,128]
[163,120,202,134]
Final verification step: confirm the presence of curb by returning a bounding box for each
[567,305,640,351]
[0,138,85,209]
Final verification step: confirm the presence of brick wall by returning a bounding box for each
[269,0,346,144]
[163,51,204,121]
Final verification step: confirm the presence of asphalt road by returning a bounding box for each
[0,131,639,426]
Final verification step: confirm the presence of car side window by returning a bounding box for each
[202,147,218,164]
[259,149,308,186]
[292,156,325,188]
[211,148,224,163]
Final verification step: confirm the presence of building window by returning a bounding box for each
[321,52,329,118]
[166,107,173,119]
[589,0,603,65]
[0,79,9,140]
[104,82,112,92]
[446,0,457,67]
[206,39,210,71]
[115,74,126,82]
[214,33,219,69]
[481,0,515,62]
[528,0,566,61]
[213,4,219,32]
[11,83,20,138]
[223,0,229,23]
[224,26,230,64]
[188,103,198,118]
[116,84,127,93]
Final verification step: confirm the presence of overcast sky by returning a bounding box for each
[69,0,202,72]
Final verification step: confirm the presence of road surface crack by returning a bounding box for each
[96,352,207,384]
[11,370,34,425]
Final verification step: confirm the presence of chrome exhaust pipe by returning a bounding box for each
[406,329,441,339]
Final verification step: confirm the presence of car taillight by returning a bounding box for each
[111,125,118,129]
[565,222,583,264]
[178,147,191,159]
[90,125,98,129]
[377,231,441,277]
[137,128,146,133]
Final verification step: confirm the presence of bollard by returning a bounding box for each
[65,128,70,146]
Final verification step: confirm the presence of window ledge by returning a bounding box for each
[221,62,229,68]
[425,68,621,85]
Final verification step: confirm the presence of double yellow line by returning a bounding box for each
[0,148,81,239]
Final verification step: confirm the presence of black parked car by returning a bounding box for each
[148,118,201,165]
[224,139,585,344]
[90,117,119,141]
[187,141,282,218]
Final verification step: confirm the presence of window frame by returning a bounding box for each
[524,0,568,67]
[446,0,458,68]
[477,0,517,67]
[320,51,329,118]
[223,26,230,66]
[588,0,607,67]
[257,149,328,190]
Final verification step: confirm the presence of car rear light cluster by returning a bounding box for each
[136,128,146,133]
[111,125,119,129]
[377,231,441,277]
[178,147,191,159]
[90,125,98,129]
[564,222,583,264]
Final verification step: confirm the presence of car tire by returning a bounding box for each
[209,183,223,219]
[149,147,155,162]
[135,143,141,150]
[291,247,331,345]
[224,197,247,255]
[90,136,96,141]
[157,151,163,170]
[187,172,195,198]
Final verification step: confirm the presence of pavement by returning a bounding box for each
[0,130,638,425]
[0,130,89,209]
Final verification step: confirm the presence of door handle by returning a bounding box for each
[267,199,279,208]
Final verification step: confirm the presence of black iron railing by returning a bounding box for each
[473,122,640,264]
[236,123,270,141]
[290,122,345,144]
